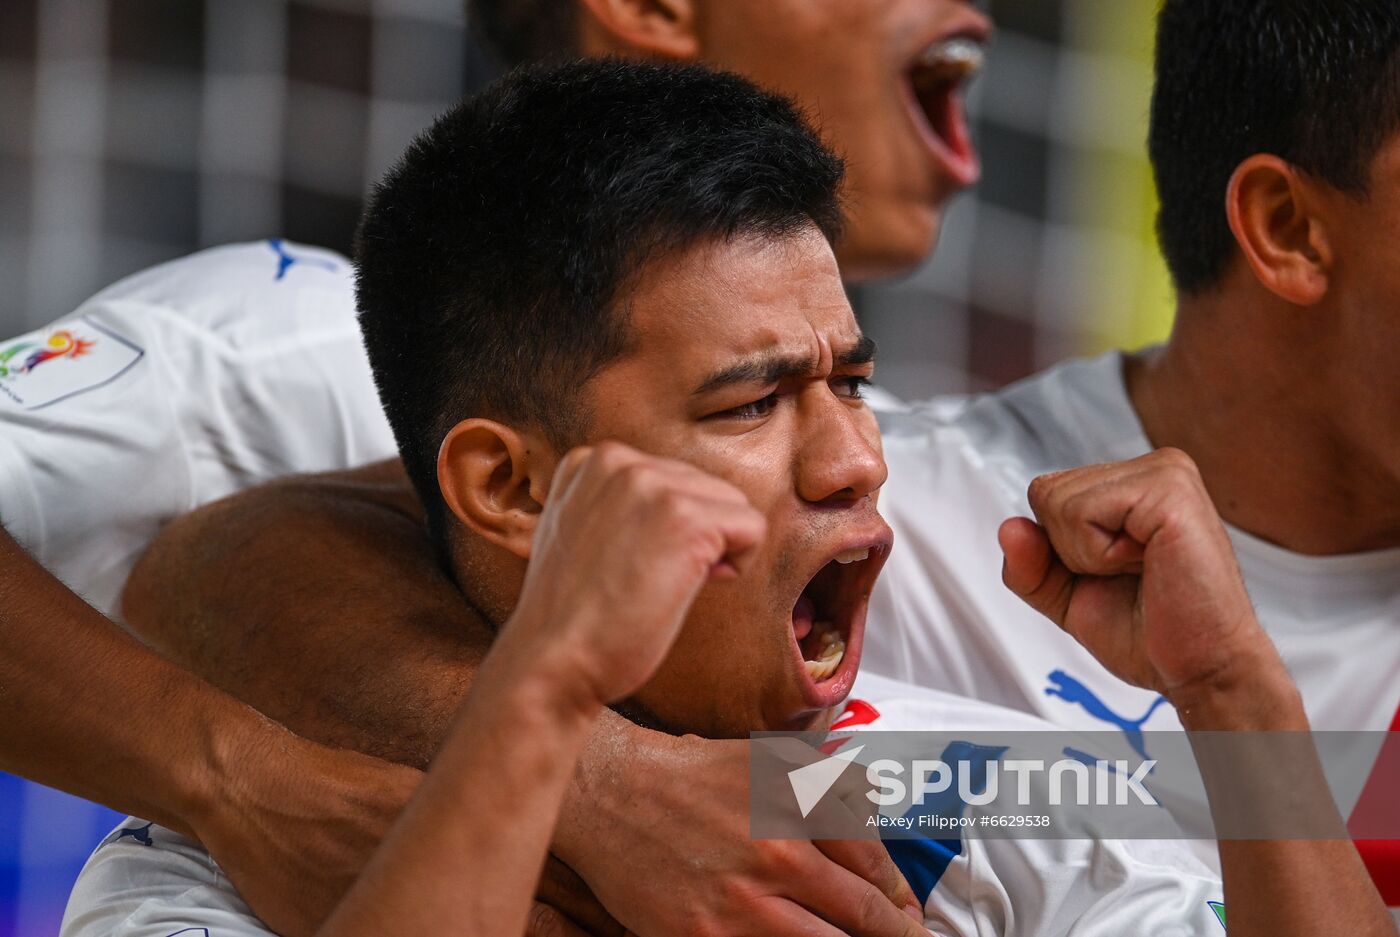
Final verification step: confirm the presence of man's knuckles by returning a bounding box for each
[830,841,902,895]
[1146,445,1199,475]
[589,439,638,468]
[756,836,814,882]
[1025,471,1059,513]
[661,876,773,937]
[853,880,906,936]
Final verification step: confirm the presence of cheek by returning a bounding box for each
[681,436,793,507]
[704,3,893,124]
[630,584,796,733]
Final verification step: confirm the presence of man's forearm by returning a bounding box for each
[321,640,601,936]
[0,525,267,834]
[1176,660,1397,937]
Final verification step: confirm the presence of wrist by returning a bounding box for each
[179,698,296,843]
[552,711,669,870]
[480,630,609,726]
[491,601,621,719]
[1168,642,1307,732]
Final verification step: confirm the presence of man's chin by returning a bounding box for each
[782,705,841,735]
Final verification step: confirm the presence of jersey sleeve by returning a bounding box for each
[61,822,275,937]
[0,241,397,617]
[0,304,197,616]
[159,242,397,503]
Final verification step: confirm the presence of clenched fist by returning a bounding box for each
[509,441,767,707]
[997,448,1284,703]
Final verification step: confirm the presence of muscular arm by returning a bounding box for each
[1,521,269,831]
[0,524,419,937]
[319,443,766,936]
[1001,449,1396,937]
[1175,664,1394,937]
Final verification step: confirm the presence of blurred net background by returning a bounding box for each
[0,0,1173,933]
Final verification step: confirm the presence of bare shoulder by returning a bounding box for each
[121,458,487,767]
[122,458,434,645]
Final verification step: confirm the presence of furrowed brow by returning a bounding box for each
[692,353,817,396]
[835,335,877,368]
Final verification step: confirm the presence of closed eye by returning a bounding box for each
[716,392,781,421]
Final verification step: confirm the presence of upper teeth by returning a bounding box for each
[918,37,986,78]
[835,547,870,565]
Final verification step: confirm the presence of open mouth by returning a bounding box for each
[904,35,986,185]
[790,537,890,705]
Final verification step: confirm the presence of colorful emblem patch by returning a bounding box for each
[0,318,144,410]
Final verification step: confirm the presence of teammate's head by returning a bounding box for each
[467,0,991,281]
[1150,0,1400,296]
[358,61,890,736]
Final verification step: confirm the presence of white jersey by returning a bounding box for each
[60,672,1225,937]
[844,674,1226,936]
[864,352,1400,905]
[866,352,1400,746]
[0,240,397,616]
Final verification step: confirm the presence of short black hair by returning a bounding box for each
[467,0,575,68]
[356,60,844,538]
[1150,0,1400,294]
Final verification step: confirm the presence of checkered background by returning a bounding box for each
[0,0,1173,933]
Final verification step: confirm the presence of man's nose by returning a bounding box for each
[796,400,887,506]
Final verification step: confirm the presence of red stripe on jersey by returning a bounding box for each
[831,699,881,731]
[819,700,883,755]
[1350,708,1400,905]
[818,737,852,756]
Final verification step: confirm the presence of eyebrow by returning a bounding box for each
[692,335,877,396]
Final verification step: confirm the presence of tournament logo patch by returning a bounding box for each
[0,317,144,410]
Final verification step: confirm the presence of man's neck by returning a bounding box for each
[1124,278,1400,556]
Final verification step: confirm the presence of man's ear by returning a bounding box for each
[437,419,553,561]
[1226,154,1333,306]
[576,0,699,60]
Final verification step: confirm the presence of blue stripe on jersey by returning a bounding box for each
[886,836,962,905]
[883,741,1008,905]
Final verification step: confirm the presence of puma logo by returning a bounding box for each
[105,822,154,848]
[267,238,338,281]
[1045,670,1167,761]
